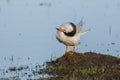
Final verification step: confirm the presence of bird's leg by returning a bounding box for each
[65,45,68,54]
[73,45,76,52]
[70,45,76,56]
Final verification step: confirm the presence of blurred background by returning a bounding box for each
[0,0,120,67]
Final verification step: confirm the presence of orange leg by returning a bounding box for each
[70,45,76,56]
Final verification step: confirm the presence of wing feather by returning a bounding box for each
[76,19,84,33]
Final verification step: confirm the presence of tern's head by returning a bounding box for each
[56,22,77,37]
[56,23,75,32]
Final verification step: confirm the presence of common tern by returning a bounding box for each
[56,21,90,55]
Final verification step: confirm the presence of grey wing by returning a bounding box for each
[77,19,83,27]
[76,20,83,33]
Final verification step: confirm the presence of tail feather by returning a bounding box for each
[79,29,90,36]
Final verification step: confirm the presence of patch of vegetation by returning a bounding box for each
[9,67,17,71]
[9,66,29,72]
[37,51,120,80]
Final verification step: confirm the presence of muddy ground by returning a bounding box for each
[38,51,120,80]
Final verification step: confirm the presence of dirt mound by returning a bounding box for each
[38,51,120,80]
[57,51,120,67]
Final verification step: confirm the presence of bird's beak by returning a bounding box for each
[56,28,65,32]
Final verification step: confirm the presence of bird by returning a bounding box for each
[56,21,90,55]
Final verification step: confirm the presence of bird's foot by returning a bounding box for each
[69,51,74,56]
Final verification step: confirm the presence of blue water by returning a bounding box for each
[0,0,120,79]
